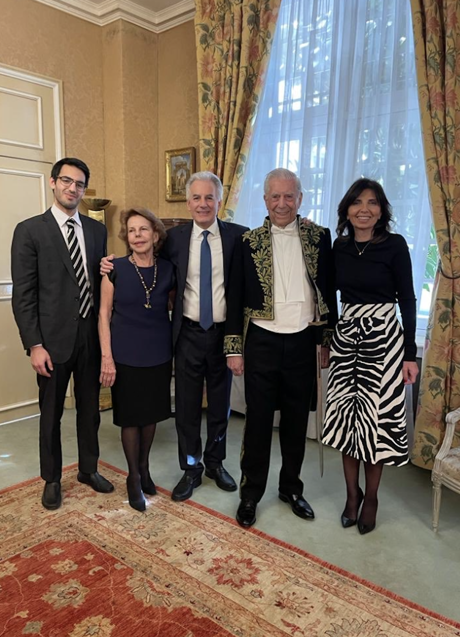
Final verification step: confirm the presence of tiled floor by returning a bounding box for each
[1,409,459,622]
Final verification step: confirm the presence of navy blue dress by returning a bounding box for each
[108,255,175,427]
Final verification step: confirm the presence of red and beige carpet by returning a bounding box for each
[0,462,458,636]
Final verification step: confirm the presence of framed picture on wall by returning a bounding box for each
[165,147,196,202]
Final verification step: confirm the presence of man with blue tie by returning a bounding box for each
[163,172,248,501]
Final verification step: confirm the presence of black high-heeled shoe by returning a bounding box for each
[341,488,364,528]
[126,478,146,512]
[357,497,378,534]
[141,475,157,496]
[357,519,376,535]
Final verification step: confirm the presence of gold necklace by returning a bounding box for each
[130,255,157,308]
[354,239,372,256]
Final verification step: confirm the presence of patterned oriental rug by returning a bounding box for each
[0,463,458,637]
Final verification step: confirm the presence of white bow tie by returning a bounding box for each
[271,225,298,236]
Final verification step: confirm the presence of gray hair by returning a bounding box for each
[264,168,302,195]
[186,171,224,201]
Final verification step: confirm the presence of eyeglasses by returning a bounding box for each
[57,176,87,192]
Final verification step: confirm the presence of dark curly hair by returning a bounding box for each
[336,178,392,243]
[118,207,167,255]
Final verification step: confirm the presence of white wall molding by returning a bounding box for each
[33,0,195,33]
[0,65,64,159]
[0,398,39,413]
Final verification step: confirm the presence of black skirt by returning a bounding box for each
[111,359,172,427]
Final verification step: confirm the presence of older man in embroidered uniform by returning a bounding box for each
[225,168,337,528]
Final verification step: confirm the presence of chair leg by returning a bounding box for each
[432,480,442,532]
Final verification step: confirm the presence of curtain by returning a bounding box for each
[195,0,281,219]
[410,0,460,469]
[232,0,432,332]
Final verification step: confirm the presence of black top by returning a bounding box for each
[333,233,417,360]
[108,255,175,367]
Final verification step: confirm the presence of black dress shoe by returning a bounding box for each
[205,466,237,491]
[77,471,114,493]
[341,489,364,528]
[126,478,146,512]
[279,493,315,520]
[236,499,257,528]
[141,475,157,496]
[42,482,61,510]
[171,473,202,502]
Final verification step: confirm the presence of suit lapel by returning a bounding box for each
[81,215,95,288]
[177,222,193,292]
[218,219,231,285]
[43,209,78,284]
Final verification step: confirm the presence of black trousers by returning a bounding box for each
[37,314,101,483]
[241,323,316,502]
[174,320,232,477]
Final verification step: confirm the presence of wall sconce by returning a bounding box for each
[82,197,112,224]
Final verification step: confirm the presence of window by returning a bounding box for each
[235,0,433,337]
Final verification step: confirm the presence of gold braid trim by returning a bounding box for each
[322,328,334,348]
[299,220,329,315]
[223,335,242,355]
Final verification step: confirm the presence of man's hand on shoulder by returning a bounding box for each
[227,355,244,376]
[30,345,53,377]
[100,254,115,276]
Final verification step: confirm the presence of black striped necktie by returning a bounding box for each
[66,218,91,318]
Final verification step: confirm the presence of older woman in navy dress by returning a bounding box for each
[99,208,174,511]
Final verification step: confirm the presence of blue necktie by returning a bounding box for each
[199,230,213,330]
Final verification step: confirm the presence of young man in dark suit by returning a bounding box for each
[11,157,114,510]
[163,172,248,501]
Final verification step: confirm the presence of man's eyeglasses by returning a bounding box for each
[57,176,87,192]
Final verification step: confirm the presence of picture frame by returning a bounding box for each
[165,147,196,202]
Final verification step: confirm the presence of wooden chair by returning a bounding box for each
[432,406,460,531]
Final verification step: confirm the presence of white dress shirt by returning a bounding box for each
[252,219,316,333]
[183,218,226,323]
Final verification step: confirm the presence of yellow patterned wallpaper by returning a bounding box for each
[0,0,106,194]
[0,0,199,241]
[157,21,199,220]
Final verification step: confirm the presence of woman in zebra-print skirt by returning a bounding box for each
[322,179,419,535]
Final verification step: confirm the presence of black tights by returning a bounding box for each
[121,424,156,495]
[342,453,383,525]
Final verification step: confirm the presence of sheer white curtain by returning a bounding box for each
[234,0,431,334]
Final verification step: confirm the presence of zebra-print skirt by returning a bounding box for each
[322,303,408,466]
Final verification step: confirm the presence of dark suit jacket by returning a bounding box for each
[11,208,107,364]
[161,218,248,348]
[224,215,338,355]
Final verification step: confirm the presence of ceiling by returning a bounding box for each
[34,0,195,33]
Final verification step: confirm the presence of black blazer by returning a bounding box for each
[162,218,248,347]
[11,209,107,363]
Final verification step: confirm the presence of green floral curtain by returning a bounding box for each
[195,0,281,219]
[410,0,460,468]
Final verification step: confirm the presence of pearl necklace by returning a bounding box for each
[130,255,157,309]
[354,239,372,256]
